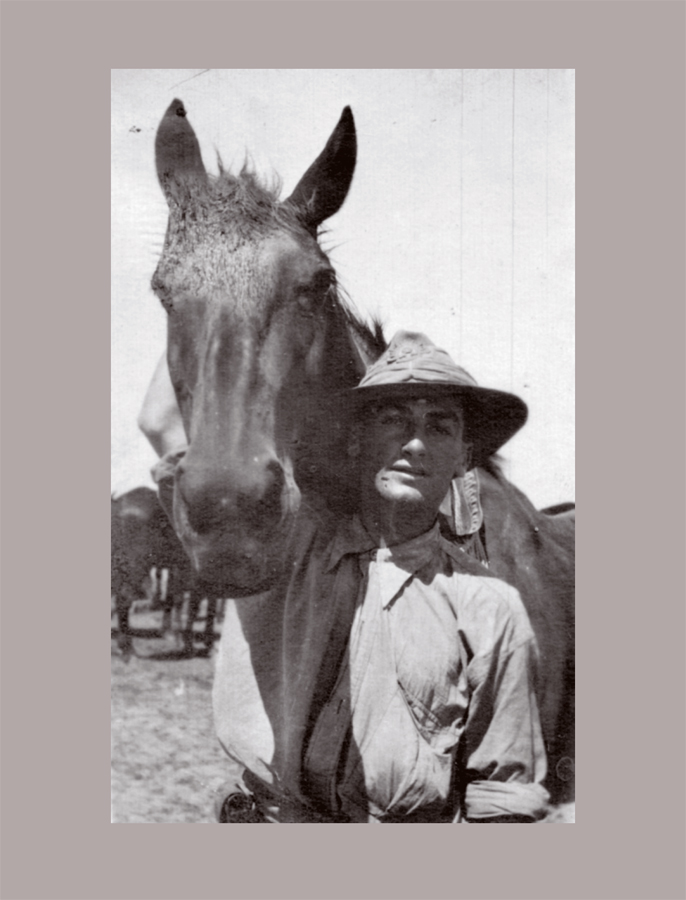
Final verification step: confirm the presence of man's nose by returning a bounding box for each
[401,432,427,455]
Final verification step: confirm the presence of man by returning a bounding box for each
[142,332,548,823]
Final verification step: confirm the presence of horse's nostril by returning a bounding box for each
[262,461,285,514]
[181,484,229,535]
[235,461,285,530]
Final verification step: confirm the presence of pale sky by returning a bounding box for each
[112,68,574,509]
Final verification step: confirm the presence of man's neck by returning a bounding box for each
[360,500,438,548]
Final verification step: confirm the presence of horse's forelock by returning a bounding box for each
[208,163,305,238]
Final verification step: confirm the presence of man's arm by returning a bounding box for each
[138,353,187,458]
[459,585,549,822]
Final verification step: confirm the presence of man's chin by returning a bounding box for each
[379,489,426,505]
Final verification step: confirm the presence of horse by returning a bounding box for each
[111,486,220,658]
[150,98,575,803]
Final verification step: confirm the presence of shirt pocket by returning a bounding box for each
[396,679,467,753]
[398,682,443,735]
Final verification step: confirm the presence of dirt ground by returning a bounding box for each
[111,607,574,824]
[111,605,241,824]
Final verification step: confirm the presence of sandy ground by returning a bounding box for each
[111,608,574,824]
[111,606,241,824]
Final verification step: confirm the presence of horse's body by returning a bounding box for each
[111,487,219,657]
[476,466,575,793]
[151,99,575,802]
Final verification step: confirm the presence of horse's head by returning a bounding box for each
[151,99,377,593]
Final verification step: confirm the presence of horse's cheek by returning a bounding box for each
[304,325,325,378]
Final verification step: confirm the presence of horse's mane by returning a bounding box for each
[335,282,386,362]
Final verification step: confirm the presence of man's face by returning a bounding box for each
[357,397,469,513]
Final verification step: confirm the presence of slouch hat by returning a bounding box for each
[348,331,528,465]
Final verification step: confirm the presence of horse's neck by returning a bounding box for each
[478,466,540,526]
[289,313,380,515]
[477,466,575,585]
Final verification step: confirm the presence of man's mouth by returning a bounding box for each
[390,464,426,477]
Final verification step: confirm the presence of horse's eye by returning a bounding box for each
[297,293,315,315]
[296,288,325,316]
[297,271,334,314]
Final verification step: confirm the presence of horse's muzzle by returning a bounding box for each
[171,460,297,595]
[177,457,285,537]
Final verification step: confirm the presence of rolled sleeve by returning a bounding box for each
[464,780,549,821]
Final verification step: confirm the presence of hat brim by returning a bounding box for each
[340,382,528,466]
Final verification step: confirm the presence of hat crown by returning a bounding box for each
[359,331,478,389]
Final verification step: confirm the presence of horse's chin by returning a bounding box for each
[172,494,294,596]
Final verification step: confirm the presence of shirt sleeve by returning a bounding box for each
[458,583,549,822]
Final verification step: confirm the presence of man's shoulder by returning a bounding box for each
[438,534,499,580]
[436,534,534,645]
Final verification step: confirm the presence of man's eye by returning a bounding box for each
[427,422,453,436]
[379,414,405,427]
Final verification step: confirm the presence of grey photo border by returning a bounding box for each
[2,2,684,899]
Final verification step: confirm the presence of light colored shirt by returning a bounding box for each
[212,499,548,822]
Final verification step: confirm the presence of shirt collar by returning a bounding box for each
[325,514,378,572]
[325,514,441,579]
[439,470,484,536]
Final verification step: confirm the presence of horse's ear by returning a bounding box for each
[285,107,356,231]
[155,99,208,206]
